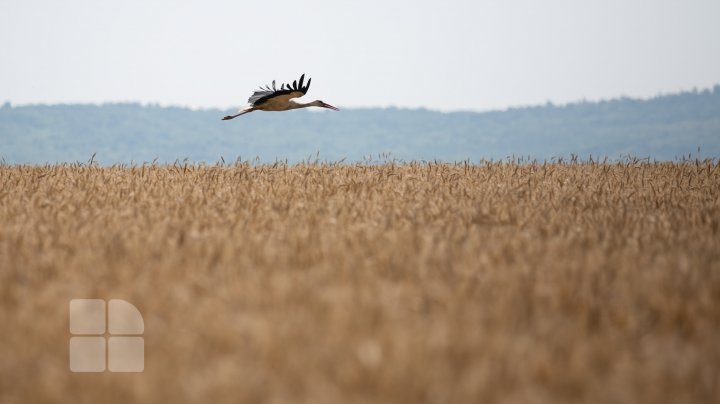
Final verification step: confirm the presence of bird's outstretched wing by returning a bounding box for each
[247,74,312,106]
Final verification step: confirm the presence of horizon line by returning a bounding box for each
[2,83,718,114]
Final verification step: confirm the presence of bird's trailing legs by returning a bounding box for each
[222,107,255,120]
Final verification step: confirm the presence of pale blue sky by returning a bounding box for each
[1,0,719,111]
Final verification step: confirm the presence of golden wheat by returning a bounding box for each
[1,160,718,404]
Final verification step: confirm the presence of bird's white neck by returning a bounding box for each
[287,100,322,110]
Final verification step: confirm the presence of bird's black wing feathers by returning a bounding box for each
[247,74,311,106]
[247,89,274,105]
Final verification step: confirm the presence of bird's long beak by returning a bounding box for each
[321,102,339,111]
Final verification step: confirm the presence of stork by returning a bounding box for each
[222,74,339,120]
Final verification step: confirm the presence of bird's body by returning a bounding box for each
[222,74,338,120]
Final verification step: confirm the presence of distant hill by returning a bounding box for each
[1,86,719,164]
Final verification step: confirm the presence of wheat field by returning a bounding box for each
[0,160,718,404]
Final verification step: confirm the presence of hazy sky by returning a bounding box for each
[2,0,719,111]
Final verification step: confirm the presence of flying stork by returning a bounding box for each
[222,74,339,120]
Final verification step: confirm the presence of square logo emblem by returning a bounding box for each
[69,299,144,372]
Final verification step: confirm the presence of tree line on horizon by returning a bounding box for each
[1,86,719,164]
